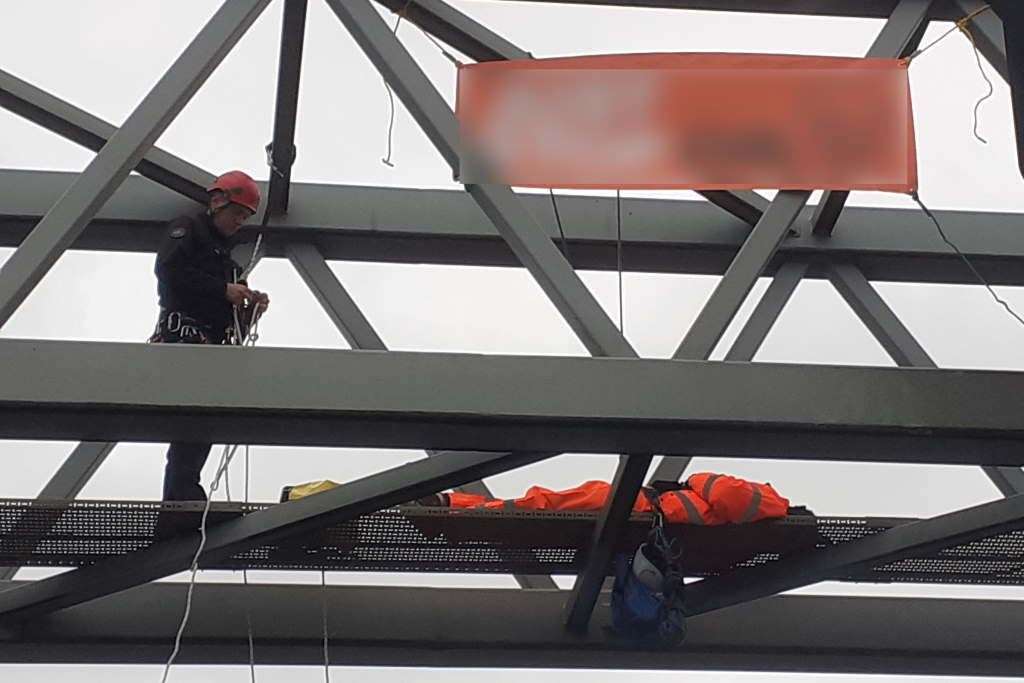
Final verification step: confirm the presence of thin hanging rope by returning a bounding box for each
[616,189,624,333]
[549,190,571,262]
[961,20,995,144]
[381,1,413,168]
[907,4,991,61]
[912,191,1024,329]
[163,308,264,682]
[415,24,463,66]
[322,570,331,683]
[905,4,993,144]
[161,443,241,682]
[243,444,256,683]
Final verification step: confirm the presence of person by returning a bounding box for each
[280,472,793,525]
[150,170,270,501]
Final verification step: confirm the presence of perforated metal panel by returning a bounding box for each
[1,499,1023,584]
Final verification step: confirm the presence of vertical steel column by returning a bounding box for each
[0,0,272,328]
[811,0,934,236]
[286,242,557,589]
[828,261,1024,495]
[325,0,649,630]
[265,0,309,216]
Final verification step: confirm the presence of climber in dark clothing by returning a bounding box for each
[150,170,269,501]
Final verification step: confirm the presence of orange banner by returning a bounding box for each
[456,53,917,192]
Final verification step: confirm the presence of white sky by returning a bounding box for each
[1,1,1023,681]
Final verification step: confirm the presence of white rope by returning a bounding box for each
[322,570,331,682]
[162,305,264,681]
[243,444,256,682]
[160,443,240,682]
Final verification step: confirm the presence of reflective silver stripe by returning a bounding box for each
[672,491,704,525]
[503,499,516,511]
[701,474,722,500]
[739,487,763,523]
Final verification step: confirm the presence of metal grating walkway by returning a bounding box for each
[1,499,1023,584]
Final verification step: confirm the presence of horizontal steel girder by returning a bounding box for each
[1,339,1022,464]
[2,170,1023,285]
[483,1,971,21]
[0,582,1022,676]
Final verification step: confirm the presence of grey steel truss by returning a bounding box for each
[0,0,1022,675]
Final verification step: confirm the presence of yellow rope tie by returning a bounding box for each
[903,4,994,144]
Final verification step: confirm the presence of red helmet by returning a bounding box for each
[207,171,261,213]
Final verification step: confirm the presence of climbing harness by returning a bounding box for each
[610,489,687,647]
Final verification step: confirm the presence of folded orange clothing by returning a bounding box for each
[448,473,788,525]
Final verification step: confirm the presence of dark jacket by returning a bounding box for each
[155,213,241,338]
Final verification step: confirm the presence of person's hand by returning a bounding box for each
[225,282,253,306]
[251,290,270,314]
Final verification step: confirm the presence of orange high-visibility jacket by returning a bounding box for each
[686,472,789,524]
[448,475,786,525]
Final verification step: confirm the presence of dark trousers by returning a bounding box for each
[163,441,213,501]
[151,311,222,501]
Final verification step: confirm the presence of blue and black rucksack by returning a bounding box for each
[609,492,687,647]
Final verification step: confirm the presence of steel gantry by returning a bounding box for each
[0,0,1023,676]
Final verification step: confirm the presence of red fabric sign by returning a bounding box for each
[456,53,917,192]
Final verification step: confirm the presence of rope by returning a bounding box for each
[961,20,995,144]
[616,189,624,333]
[162,308,265,682]
[912,191,1024,330]
[160,443,241,682]
[905,4,993,144]
[548,190,571,262]
[243,444,256,683]
[380,1,413,168]
[322,570,331,682]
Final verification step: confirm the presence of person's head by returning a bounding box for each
[206,171,260,237]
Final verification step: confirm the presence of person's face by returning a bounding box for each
[209,194,254,237]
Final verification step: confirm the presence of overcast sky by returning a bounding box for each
[1,1,1024,681]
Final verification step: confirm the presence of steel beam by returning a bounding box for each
[0,441,115,581]
[650,258,812,484]
[325,0,631,358]
[373,1,764,225]
[674,191,811,361]
[325,0,655,633]
[658,192,810,486]
[724,258,810,362]
[828,261,935,366]
[956,0,1009,81]
[286,241,556,589]
[485,1,966,21]
[829,261,1024,494]
[696,189,767,225]
[0,449,551,621]
[6,170,1024,285]
[0,70,212,202]
[0,0,271,329]
[1,340,1024,463]
[265,0,308,216]
[685,492,1024,616]
[2,583,1023,676]
[811,0,933,237]
[373,0,532,61]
